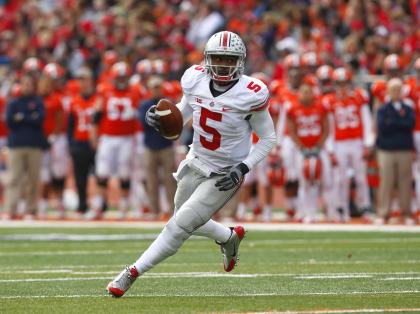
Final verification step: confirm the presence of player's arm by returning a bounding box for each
[243,108,276,171]
[176,95,193,126]
[361,104,374,147]
[216,108,276,191]
[315,114,329,149]
[89,97,103,149]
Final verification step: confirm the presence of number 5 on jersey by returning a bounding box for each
[200,107,222,151]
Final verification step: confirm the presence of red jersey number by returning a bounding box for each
[199,107,222,151]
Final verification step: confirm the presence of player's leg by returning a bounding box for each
[39,151,52,218]
[143,148,160,218]
[257,159,272,222]
[335,142,351,220]
[25,148,43,218]
[132,170,241,272]
[50,134,69,218]
[4,148,25,218]
[116,136,135,219]
[351,140,371,214]
[376,150,395,223]
[90,136,113,219]
[236,166,255,220]
[70,145,91,214]
[282,137,299,219]
[159,147,177,218]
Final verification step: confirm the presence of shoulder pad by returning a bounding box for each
[239,75,270,112]
[181,65,207,94]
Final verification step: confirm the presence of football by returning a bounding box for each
[155,98,183,140]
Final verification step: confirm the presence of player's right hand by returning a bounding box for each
[145,105,160,131]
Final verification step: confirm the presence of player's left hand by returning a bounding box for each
[145,105,160,131]
[215,163,249,191]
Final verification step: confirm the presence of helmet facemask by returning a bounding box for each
[205,53,244,83]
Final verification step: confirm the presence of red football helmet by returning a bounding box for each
[284,53,301,69]
[303,156,322,182]
[136,59,153,75]
[316,65,334,81]
[302,52,320,68]
[153,59,169,75]
[111,62,131,77]
[332,67,353,82]
[383,54,403,72]
[43,63,65,79]
[111,62,131,90]
[103,50,118,67]
[23,57,43,73]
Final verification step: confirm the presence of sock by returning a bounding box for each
[192,219,231,243]
[38,199,48,213]
[118,197,129,212]
[133,217,190,274]
[236,202,246,219]
[92,195,104,211]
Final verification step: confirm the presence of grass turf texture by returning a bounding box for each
[0,227,419,314]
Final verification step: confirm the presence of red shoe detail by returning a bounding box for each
[107,285,125,298]
[224,259,236,272]
[233,226,245,240]
[130,267,139,278]
[286,208,295,218]
[253,207,262,216]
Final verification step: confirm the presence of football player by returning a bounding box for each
[89,62,140,220]
[326,68,373,222]
[38,65,68,219]
[67,67,97,215]
[275,53,302,219]
[286,83,331,223]
[107,31,276,297]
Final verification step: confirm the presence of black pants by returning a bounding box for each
[70,144,95,213]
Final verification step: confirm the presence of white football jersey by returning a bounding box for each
[181,65,269,172]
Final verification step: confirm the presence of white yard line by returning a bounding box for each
[2,246,419,257]
[0,290,420,299]
[254,309,420,314]
[2,233,420,243]
[1,272,420,281]
[0,220,419,232]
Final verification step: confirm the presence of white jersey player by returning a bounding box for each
[107,31,276,297]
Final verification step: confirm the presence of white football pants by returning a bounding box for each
[133,162,238,274]
[334,139,370,219]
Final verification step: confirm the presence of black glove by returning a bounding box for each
[215,163,249,191]
[145,105,160,131]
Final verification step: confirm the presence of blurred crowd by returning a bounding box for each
[0,0,419,224]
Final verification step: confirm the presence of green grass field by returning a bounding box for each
[0,224,419,314]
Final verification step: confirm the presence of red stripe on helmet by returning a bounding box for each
[222,31,229,47]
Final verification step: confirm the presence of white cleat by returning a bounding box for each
[220,226,245,272]
[107,266,139,298]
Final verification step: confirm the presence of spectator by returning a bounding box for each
[4,74,46,219]
[376,78,415,225]
[139,76,177,219]
[67,67,97,216]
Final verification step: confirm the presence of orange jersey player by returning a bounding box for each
[286,83,331,223]
[68,67,97,214]
[90,62,140,220]
[326,68,373,221]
